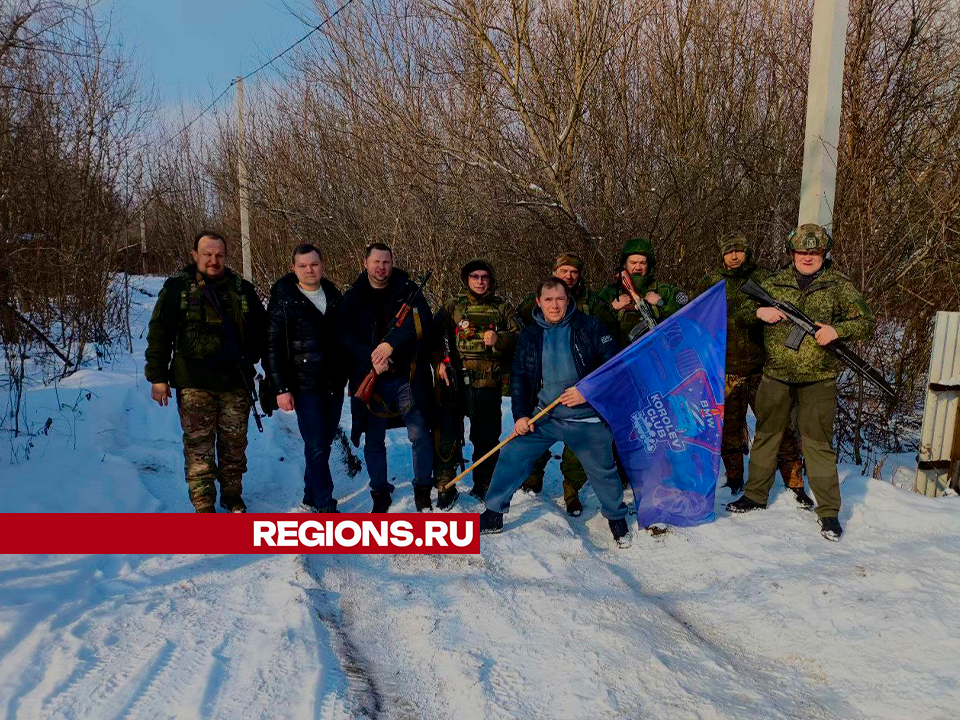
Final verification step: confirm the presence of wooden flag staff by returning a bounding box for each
[442,397,563,490]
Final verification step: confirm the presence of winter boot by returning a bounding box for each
[791,487,815,510]
[437,486,459,512]
[819,516,843,542]
[520,476,543,495]
[478,509,504,535]
[195,507,216,513]
[301,493,318,513]
[566,497,583,517]
[371,489,393,513]
[219,496,247,513]
[726,495,766,514]
[316,502,340,514]
[414,484,434,513]
[723,477,745,495]
[469,482,488,501]
[608,518,632,549]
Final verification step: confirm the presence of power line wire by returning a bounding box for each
[152,0,359,153]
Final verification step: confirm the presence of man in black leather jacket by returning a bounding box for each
[266,244,346,512]
[479,278,632,547]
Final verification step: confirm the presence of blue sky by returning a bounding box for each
[113,0,312,106]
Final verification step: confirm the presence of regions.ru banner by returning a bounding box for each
[0,514,479,554]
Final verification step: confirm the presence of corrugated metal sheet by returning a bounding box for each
[915,312,960,496]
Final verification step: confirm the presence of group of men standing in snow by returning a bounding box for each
[145,223,872,545]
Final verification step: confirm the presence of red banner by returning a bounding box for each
[0,514,480,554]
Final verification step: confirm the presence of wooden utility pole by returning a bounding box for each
[237,76,252,281]
[798,0,849,230]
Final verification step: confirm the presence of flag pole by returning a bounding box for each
[442,396,563,490]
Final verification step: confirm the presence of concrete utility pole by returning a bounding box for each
[798,0,849,231]
[237,75,252,282]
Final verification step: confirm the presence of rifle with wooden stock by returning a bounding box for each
[354,270,432,404]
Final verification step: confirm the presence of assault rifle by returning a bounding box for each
[354,270,433,404]
[618,269,661,343]
[739,278,895,400]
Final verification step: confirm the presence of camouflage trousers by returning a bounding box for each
[176,388,250,512]
[519,445,588,505]
[724,373,803,488]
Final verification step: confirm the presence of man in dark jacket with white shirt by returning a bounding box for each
[266,244,346,512]
[479,278,632,547]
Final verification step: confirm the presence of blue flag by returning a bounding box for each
[577,282,727,527]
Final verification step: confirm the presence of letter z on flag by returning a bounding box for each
[577,282,726,527]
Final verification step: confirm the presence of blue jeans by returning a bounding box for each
[363,378,433,492]
[295,391,345,509]
[485,416,627,520]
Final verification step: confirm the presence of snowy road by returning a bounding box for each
[1,276,959,719]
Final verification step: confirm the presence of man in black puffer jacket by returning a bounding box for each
[337,243,435,513]
[266,244,346,512]
[478,278,632,547]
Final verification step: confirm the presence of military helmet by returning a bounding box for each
[786,223,832,253]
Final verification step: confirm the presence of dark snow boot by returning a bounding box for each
[371,489,393,513]
[723,477,745,495]
[609,518,632,549]
[469,483,488,501]
[316,502,340,514]
[436,486,459,512]
[478,509,504,535]
[566,497,583,517]
[791,487,815,511]
[219,496,247,513]
[414,485,433,513]
[819,516,843,542]
[726,495,766,513]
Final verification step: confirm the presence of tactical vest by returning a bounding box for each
[450,294,508,384]
[176,274,250,360]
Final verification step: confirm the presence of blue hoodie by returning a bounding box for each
[534,303,595,420]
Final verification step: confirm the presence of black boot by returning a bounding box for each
[819,516,843,542]
[566,497,583,517]
[723,477,744,495]
[478,509,503,535]
[608,518,632,548]
[791,487,815,510]
[316,502,340,514]
[436,486,459,511]
[726,495,766,513]
[414,485,433,513]
[219,496,247,513]
[371,489,392,513]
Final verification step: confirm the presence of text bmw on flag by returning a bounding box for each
[577,282,727,527]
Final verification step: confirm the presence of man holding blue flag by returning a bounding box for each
[577,279,728,529]
[478,278,632,548]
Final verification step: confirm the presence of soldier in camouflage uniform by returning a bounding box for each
[433,260,519,504]
[594,237,688,349]
[145,231,267,513]
[516,253,600,516]
[698,232,809,506]
[727,224,874,541]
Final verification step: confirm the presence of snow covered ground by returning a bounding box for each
[1,275,959,720]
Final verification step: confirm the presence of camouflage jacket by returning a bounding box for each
[594,273,688,349]
[434,290,519,386]
[736,265,874,383]
[698,262,769,376]
[145,265,267,391]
